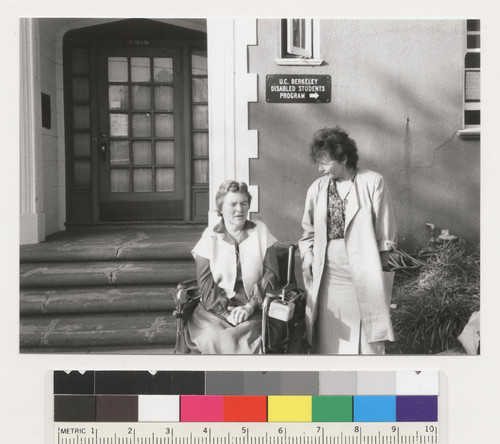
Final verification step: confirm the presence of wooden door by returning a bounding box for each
[98,47,184,220]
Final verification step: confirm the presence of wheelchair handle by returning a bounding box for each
[287,244,297,285]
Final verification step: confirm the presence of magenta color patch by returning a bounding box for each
[180,396,224,422]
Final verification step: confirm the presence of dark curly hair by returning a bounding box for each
[309,126,359,169]
[215,180,252,217]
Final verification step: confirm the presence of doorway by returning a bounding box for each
[63,19,209,224]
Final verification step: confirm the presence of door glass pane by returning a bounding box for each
[109,85,129,110]
[133,168,153,192]
[156,168,175,191]
[132,114,151,137]
[72,48,89,74]
[109,114,129,137]
[133,141,152,165]
[467,35,480,49]
[108,57,128,82]
[191,52,207,75]
[467,19,480,32]
[193,160,209,184]
[192,105,208,130]
[465,52,480,69]
[110,169,130,192]
[155,141,174,164]
[72,77,90,101]
[154,86,174,110]
[131,57,151,82]
[155,114,174,137]
[110,141,130,166]
[465,71,480,101]
[192,78,208,102]
[154,58,173,82]
[74,160,91,185]
[132,85,151,110]
[192,133,208,157]
[73,105,90,129]
[73,133,91,157]
[465,110,480,125]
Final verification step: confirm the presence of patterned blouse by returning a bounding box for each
[327,172,357,240]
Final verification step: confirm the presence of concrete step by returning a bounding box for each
[20,225,203,263]
[20,312,177,350]
[20,286,177,315]
[19,225,201,353]
[21,345,176,354]
[20,261,195,288]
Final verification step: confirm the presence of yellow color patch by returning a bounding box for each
[268,396,312,422]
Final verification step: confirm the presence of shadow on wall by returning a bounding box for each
[250,63,479,251]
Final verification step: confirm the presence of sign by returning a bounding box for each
[266,75,331,103]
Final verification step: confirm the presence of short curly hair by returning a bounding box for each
[215,180,253,217]
[309,126,359,169]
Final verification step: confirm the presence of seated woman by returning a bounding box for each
[185,180,280,354]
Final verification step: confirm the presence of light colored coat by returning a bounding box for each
[299,169,397,344]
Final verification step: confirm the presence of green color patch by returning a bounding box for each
[312,396,353,422]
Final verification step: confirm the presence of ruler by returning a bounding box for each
[54,422,439,444]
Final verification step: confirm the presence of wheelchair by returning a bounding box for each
[172,244,307,354]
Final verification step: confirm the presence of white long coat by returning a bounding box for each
[298,169,397,345]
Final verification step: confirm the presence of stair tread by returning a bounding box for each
[20,285,178,315]
[20,312,177,349]
[20,261,195,288]
[20,226,203,262]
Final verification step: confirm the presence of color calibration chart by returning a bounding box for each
[52,371,442,444]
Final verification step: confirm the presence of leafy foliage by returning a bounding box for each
[387,238,479,354]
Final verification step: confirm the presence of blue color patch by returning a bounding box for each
[353,396,396,422]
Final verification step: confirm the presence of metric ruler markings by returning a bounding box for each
[55,426,439,444]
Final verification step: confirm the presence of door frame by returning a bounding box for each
[63,19,207,225]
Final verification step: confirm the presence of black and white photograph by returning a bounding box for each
[4,5,499,442]
[18,18,480,356]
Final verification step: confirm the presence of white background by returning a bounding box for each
[1,1,498,443]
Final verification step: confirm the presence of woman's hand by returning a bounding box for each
[302,250,314,280]
[227,303,255,325]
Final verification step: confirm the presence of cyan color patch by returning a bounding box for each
[353,396,396,422]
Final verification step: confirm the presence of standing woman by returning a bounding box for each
[299,127,397,354]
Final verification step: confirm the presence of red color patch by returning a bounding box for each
[223,396,267,422]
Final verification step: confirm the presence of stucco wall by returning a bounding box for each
[249,19,479,251]
[39,20,65,236]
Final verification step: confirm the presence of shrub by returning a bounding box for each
[387,237,479,354]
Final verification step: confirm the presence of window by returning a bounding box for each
[276,19,323,66]
[459,19,480,139]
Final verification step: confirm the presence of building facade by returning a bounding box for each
[20,18,480,250]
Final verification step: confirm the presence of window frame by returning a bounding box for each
[276,19,323,66]
[458,19,480,140]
